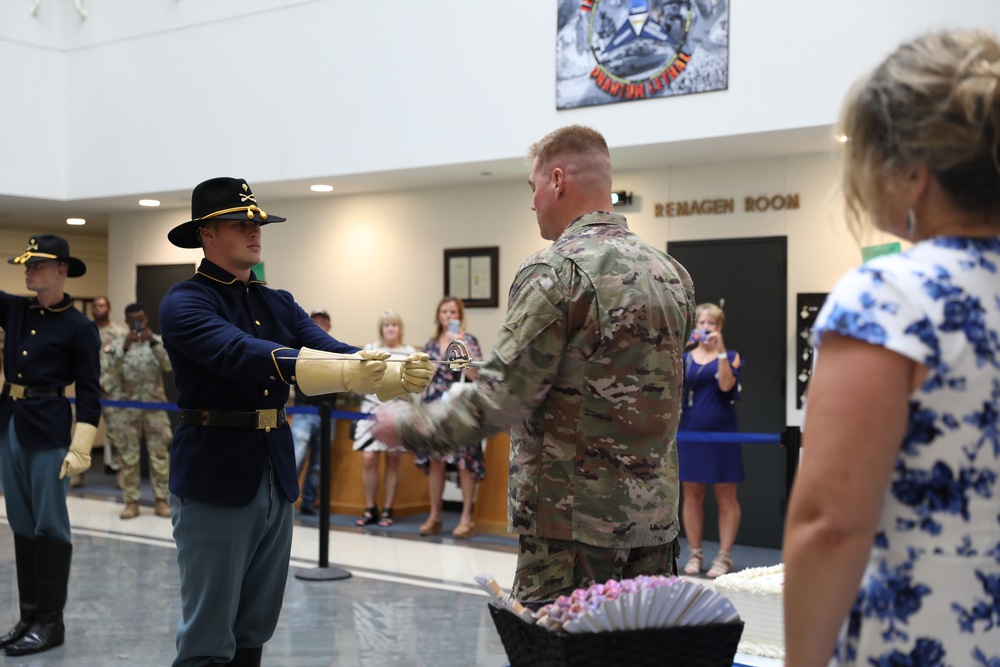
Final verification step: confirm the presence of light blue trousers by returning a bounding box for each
[0,420,71,543]
[170,463,293,667]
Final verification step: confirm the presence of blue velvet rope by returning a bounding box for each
[87,398,368,422]
[76,399,783,443]
[675,431,782,444]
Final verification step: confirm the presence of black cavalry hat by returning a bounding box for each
[167,177,286,249]
[7,234,87,277]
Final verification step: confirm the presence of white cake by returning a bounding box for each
[712,564,784,659]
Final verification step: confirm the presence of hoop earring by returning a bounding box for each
[906,209,917,240]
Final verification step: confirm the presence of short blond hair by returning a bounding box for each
[695,302,725,328]
[378,309,404,346]
[527,125,609,168]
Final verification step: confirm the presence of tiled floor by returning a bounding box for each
[0,489,783,666]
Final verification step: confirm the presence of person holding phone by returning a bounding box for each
[101,303,173,519]
[677,302,743,578]
[413,296,484,538]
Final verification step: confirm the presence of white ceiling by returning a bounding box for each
[0,124,836,237]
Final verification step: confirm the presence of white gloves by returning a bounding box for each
[295,348,389,396]
[59,422,97,479]
[376,352,435,401]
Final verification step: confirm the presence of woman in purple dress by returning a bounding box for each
[413,296,485,538]
[677,302,743,578]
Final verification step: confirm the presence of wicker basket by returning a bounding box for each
[489,603,744,667]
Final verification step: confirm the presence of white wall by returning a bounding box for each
[2,0,998,199]
[106,150,900,429]
[0,0,980,427]
[0,42,65,198]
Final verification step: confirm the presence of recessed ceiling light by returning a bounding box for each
[836,135,849,143]
[66,218,86,225]
[310,184,334,193]
[139,199,160,207]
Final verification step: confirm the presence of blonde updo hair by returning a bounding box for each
[839,29,1000,235]
[695,302,725,329]
[378,309,404,346]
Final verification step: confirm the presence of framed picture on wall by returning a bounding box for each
[444,247,499,308]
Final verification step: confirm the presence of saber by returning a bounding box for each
[279,339,485,370]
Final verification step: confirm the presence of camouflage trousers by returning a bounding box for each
[106,408,172,504]
[100,409,121,469]
[511,534,679,602]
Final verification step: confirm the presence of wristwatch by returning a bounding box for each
[717,352,728,360]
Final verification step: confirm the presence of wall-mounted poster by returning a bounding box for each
[796,293,828,410]
[556,0,730,110]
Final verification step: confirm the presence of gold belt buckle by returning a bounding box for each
[8,384,26,401]
[256,409,278,432]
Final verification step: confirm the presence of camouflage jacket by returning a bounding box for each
[102,334,172,404]
[398,212,695,548]
[98,321,128,398]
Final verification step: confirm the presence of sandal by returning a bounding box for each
[418,517,443,536]
[707,551,733,578]
[452,521,475,539]
[377,508,394,527]
[683,548,703,575]
[355,506,379,527]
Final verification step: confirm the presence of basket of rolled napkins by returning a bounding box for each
[477,573,744,667]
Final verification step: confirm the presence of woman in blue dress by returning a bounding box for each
[677,302,743,578]
[784,29,1000,667]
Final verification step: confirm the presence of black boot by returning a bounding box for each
[5,537,71,656]
[226,646,263,666]
[0,535,37,648]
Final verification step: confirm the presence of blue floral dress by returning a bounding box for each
[412,333,486,481]
[812,237,1000,667]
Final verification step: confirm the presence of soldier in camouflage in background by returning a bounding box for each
[74,296,128,489]
[372,124,695,601]
[101,303,172,519]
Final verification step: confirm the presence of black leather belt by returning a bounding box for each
[2,383,65,400]
[180,408,287,432]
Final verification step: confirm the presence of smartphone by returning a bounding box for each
[448,319,461,334]
[689,329,712,343]
[131,321,143,335]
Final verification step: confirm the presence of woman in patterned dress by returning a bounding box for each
[413,296,485,538]
[785,30,1000,667]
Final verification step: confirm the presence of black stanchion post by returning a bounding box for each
[317,400,332,566]
[295,401,351,581]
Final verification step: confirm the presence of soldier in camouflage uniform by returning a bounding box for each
[75,296,127,489]
[373,125,695,601]
[101,303,172,519]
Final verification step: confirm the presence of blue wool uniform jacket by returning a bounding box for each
[0,292,101,449]
[160,259,359,507]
